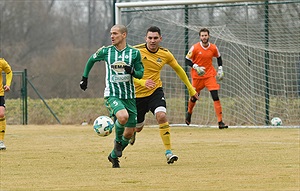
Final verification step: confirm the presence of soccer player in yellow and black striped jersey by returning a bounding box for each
[0,58,13,150]
[132,26,198,164]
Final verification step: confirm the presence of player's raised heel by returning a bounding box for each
[0,141,6,150]
[185,112,192,125]
[114,140,122,157]
[218,121,228,129]
[166,153,178,164]
[108,154,120,168]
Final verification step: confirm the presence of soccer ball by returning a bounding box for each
[270,117,282,126]
[93,116,114,137]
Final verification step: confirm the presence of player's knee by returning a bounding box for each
[212,96,219,101]
[154,107,167,123]
[156,112,167,123]
[157,112,166,120]
[117,115,129,125]
[0,110,5,119]
[210,90,219,101]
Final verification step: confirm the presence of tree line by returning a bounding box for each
[0,0,124,99]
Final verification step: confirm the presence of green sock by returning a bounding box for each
[110,120,125,158]
[114,120,125,142]
[111,136,130,158]
[121,136,130,151]
[111,151,117,158]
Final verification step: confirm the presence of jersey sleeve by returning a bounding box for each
[214,45,221,58]
[82,46,105,78]
[132,50,144,79]
[133,78,146,86]
[168,53,196,96]
[2,59,13,86]
[6,72,13,87]
[185,45,195,61]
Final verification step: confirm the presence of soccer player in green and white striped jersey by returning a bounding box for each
[80,24,144,168]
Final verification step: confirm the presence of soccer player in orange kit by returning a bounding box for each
[185,28,228,129]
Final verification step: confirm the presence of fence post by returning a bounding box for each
[21,69,28,125]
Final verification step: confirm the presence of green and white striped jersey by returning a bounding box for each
[82,44,144,99]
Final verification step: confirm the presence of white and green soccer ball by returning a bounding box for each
[93,116,114,137]
[270,117,282,126]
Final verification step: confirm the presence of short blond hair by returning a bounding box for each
[112,24,127,34]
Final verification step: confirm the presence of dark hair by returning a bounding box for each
[199,28,210,36]
[146,26,161,36]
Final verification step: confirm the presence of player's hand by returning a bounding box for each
[3,85,10,92]
[193,64,205,76]
[80,76,88,91]
[145,79,156,89]
[191,92,199,101]
[190,93,199,103]
[217,66,224,81]
[124,65,134,75]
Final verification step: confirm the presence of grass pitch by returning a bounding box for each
[0,125,299,191]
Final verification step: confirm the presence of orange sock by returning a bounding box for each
[214,100,222,122]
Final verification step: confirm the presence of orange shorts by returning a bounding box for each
[192,76,220,92]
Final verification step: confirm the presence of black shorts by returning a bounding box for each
[0,96,5,107]
[136,87,166,123]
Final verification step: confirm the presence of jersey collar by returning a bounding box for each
[200,41,210,49]
[145,43,159,53]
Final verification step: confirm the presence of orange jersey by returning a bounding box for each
[186,42,220,79]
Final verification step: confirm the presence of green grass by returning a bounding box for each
[5,97,300,125]
[6,98,109,125]
[0,125,299,191]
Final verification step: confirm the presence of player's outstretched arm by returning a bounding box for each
[131,52,144,79]
[5,72,13,92]
[80,55,97,91]
[172,64,197,97]
[2,59,13,91]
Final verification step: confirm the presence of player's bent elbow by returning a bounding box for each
[133,70,144,79]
